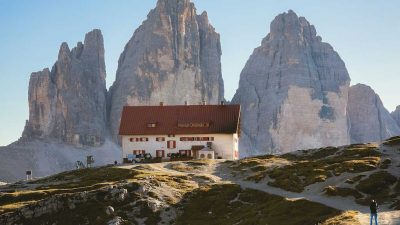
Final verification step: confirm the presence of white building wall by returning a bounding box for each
[121,133,239,160]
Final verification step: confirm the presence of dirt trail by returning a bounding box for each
[357,212,400,225]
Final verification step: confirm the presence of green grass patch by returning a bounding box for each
[379,158,391,169]
[321,211,361,225]
[345,175,366,184]
[356,171,397,195]
[175,184,343,225]
[324,186,363,199]
[382,136,400,146]
[282,147,340,161]
[31,167,140,189]
[355,171,397,205]
[259,145,381,192]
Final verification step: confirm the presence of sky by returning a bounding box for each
[0,0,399,146]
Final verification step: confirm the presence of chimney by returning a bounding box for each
[160,102,164,106]
[184,101,188,106]
[202,100,206,105]
[221,101,225,105]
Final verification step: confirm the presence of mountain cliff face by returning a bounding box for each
[348,84,400,143]
[391,106,400,127]
[22,29,107,147]
[232,10,351,156]
[108,0,224,140]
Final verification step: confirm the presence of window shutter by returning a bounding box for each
[167,141,176,149]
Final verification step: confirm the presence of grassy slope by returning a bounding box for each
[229,140,400,209]
[0,166,197,225]
[0,164,361,225]
[176,184,359,225]
[3,136,400,224]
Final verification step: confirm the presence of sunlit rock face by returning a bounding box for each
[108,0,224,141]
[348,84,400,143]
[232,10,351,156]
[22,29,107,147]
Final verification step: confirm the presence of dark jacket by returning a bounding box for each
[370,201,378,214]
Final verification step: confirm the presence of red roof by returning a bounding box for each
[119,104,240,135]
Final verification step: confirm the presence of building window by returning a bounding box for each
[177,122,210,128]
[156,150,165,158]
[179,150,192,157]
[179,137,214,142]
[133,150,146,155]
[156,137,165,142]
[167,140,176,149]
[147,123,157,128]
[180,137,193,141]
[129,137,149,142]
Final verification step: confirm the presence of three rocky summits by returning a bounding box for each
[8,1,400,162]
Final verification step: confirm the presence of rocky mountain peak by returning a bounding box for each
[266,10,318,45]
[156,0,195,14]
[58,42,71,61]
[198,11,209,23]
[391,106,400,127]
[108,0,224,141]
[22,29,107,147]
[232,10,350,155]
[348,83,400,143]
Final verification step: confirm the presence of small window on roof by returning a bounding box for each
[147,123,157,128]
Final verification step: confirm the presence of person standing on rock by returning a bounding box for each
[370,199,379,225]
